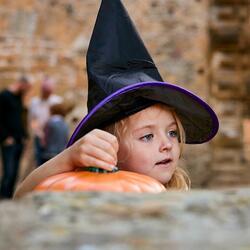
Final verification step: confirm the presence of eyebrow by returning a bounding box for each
[132,121,177,133]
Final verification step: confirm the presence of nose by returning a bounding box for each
[159,135,172,152]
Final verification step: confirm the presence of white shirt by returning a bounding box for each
[29,95,62,136]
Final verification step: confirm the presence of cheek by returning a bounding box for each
[118,144,152,173]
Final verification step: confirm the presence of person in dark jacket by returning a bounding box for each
[0,76,31,198]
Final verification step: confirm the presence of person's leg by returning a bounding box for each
[12,143,23,196]
[34,136,44,167]
[0,143,23,198]
[0,144,16,198]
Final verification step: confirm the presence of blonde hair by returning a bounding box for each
[104,103,191,190]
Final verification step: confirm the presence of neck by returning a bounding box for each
[8,83,19,94]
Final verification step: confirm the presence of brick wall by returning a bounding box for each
[208,0,250,187]
[0,0,249,188]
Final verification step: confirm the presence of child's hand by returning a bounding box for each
[13,129,119,199]
[68,129,119,171]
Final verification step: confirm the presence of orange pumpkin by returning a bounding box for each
[34,167,166,193]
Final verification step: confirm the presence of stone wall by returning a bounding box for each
[0,0,249,188]
[1,189,250,249]
[208,0,250,187]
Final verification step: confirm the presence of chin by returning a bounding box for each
[156,174,173,185]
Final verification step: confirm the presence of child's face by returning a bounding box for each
[117,104,180,185]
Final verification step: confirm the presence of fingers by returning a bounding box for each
[79,154,116,171]
[89,135,117,162]
[91,129,119,154]
[83,129,118,158]
[72,129,119,171]
[80,144,116,166]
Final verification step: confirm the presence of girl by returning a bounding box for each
[14,0,218,198]
[14,103,189,198]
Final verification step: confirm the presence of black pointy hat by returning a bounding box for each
[86,0,163,111]
[68,0,219,146]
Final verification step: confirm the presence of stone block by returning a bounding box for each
[211,52,249,71]
[209,169,250,187]
[210,5,249,21]
[241,54,250,70]
[211,69,245,99]
[210,6,233,24]
[1,190,250,249]
[244,73,250,102]
[211,0,250,6]
[209,4,248,47]
[212,118,242,148]
[212,149,244,165]
[209,20,241,45]
[243,119,250,144]
[244,144,250,163]
[243,119,250,163]
[210,51,249,98]
[210,99,243,117]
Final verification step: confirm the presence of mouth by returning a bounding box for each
[155,158,172,166]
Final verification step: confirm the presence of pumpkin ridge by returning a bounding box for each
[35,172,73,191]
[125,176,153,193]
[115,179,140,192]
[58,175,84,190]
[70,172,122,192]
[123,172,166,192]
[73,177,124,192]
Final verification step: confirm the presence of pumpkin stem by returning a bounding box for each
[85,166,118,173]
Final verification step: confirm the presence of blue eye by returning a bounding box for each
[168,130,178,138]
[140,134,154,142]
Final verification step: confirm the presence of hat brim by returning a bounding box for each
[67,81,219,146]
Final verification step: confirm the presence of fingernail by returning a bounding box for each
[107,165,114,170]
[108,165,118,172]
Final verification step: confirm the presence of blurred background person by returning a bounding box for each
[0,75,31,199]
[41,101,69,164]
[29,76,62,166]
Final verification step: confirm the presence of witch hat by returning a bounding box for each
[68,0,219,146]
